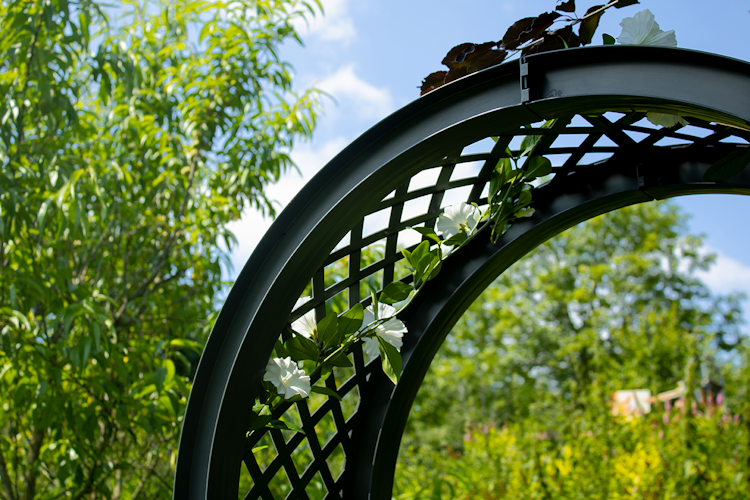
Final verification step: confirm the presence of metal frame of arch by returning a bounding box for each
[174,46,750,500]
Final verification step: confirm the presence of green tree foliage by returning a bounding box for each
[398,201,747,496]
[0,0,320,497]
[396,412,750,500]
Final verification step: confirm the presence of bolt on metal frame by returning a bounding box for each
[174,46,750,500]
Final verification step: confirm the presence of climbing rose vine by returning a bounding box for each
[249,2,688,436]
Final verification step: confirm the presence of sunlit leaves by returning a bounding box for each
[379,281,414,304]
[401,202,744,494]
[402,241,441,287]
[0,0,321,497]
[378,337,402,385]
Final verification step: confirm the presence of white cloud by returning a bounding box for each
[224,65,395,280]
[294,0,356,44]
[291,136,350,179]
[318,65,395,121]
[695,247,750,299]
[226,137,350,279]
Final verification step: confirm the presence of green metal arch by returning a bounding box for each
[174,46,750,500]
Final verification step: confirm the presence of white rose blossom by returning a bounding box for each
[617,10,677,47]
[291,296,317,339]
[361,303,406,358]
[436,202,478,239]
[263,357,311,400]
[617,10,684,129]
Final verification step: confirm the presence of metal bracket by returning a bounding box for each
[635,163,656,201]
[520,56,530,103]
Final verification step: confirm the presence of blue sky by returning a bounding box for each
[227,0,750,328]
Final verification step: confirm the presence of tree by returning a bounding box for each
[0,0,320,497]
[402,201,745,455]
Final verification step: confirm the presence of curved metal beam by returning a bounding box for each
[174,46,750,500]
[360,153,750,499]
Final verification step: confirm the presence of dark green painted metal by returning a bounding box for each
[174,46,750,500]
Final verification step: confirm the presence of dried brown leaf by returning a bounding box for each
[501,12,562,50]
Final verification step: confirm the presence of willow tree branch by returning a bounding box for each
[0,445,17,500]
[13,13,43,162]
[22,429,44,500]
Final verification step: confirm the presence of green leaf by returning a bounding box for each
[524,156,553,180]
[614,0,639,7]
[703,149,750,182]
[0,365,12,382]
[488,172,502,204]
[82,337,92,367]
[414,252,435,285]
[408,241,431,271]
[514,207,536,218]
[154,366,167,392]
[411,226,441,244]
[274,339,289,358]
[379,281,413,304]
[169,338,203,353]
[442,231,468,247]
[603,33,616,45]
[338,303,363,337]
[378,337,403,385]
[516,190,532,208]
[267,419,305,434]
[252,402,273,416]
[368,282,380,318]
[92,322,101,351]
[285,335,319,362]
[520,131,542,157]
[325,351,353,367]
[317,312,340,350]
[248,409,272,432]
[38,199,53,233]
[578,5,605,46]
[311,385,342,401]
[494,157,513,187]
[401,247,414,268]
[34,380,48,400]
[423,255,442,283]
[163,359,176,387]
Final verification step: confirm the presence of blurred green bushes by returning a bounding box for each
[395,406,750,499]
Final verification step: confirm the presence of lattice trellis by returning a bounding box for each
[174,47,750,500]
[237,111,750,500]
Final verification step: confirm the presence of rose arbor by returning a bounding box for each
[174,46,750,500]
